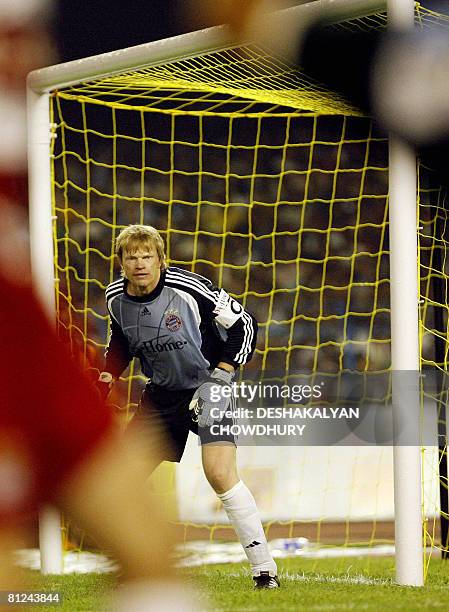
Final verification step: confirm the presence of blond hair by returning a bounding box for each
[115,225,167,270]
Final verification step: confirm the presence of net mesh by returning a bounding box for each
[48,2,448,568]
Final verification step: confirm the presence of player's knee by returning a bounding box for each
[203,464,237,494]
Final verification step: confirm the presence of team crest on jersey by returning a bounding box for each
[165,309,182,332]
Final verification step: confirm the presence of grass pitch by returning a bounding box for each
[28,556,449,611]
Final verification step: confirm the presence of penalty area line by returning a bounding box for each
[225,569,391,586]
[282,571,391,586]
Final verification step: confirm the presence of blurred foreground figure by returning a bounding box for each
[0,1,202,609]
[0,204,202,611]
[196,0,449,185]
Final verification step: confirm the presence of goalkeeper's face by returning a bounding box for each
[121,246,161,296]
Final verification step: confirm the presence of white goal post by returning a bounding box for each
[27,0,423,584]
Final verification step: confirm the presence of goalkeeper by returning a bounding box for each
[98,224,279,589]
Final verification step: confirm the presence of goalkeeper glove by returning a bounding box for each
[95,371,114,402]
[189,367,234,427]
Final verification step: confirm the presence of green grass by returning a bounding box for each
[26,556,449,611]
[26,572,115,611]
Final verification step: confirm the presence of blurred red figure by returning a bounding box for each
[0,205,200,610]
[0,2,204,609]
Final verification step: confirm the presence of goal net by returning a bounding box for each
[30,0,449,575]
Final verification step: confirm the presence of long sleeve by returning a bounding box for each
[104,317,133,378]
[165,267,258,368]
[220,310,258,367]
[210,289,258,367]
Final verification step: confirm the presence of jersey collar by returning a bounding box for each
[124,269,166,303]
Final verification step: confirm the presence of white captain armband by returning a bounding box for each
[213,289,244,329]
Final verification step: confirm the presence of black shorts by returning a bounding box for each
[129,382,236,462]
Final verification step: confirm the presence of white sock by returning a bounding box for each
[217,480,277,577]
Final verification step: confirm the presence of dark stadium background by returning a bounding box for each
[50,0,392,380]
[49,0,446,380]
[54,0,449,62]
[54,0,187,61]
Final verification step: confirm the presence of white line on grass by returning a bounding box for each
[224,569,392,586]
[282,571,392,586]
